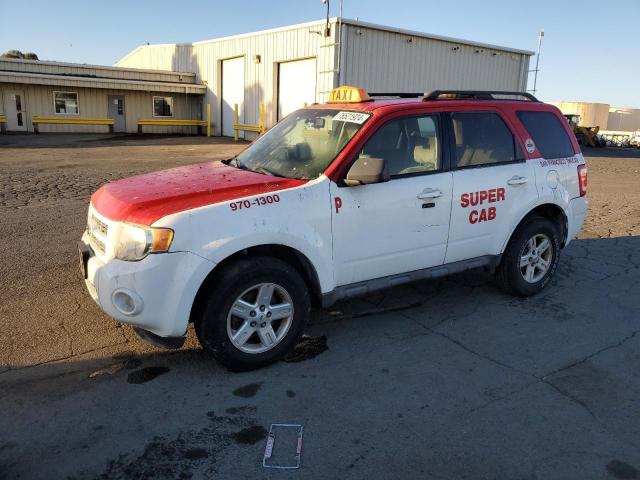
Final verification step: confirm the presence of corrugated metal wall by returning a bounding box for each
[549,101,610,129]
[116,20,338,138]
[340,23,529,93]
[608,107,640,132]
[116,19,531,138]
[0,83,201,134]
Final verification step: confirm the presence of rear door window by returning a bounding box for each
[517,111,575,158]
[451,112,523,169]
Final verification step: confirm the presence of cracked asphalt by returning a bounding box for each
[1,136,639,479]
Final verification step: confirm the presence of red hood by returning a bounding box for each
[91,161,306,225]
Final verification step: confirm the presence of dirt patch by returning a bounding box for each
[232,382,262,398]
[284,335,328,362]
[232,425,268,445]
[225,406,255,415]
[607,460,640,479]
[126,366,170,385]
[90,410,260,479]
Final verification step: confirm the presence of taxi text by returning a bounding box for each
[460,187,505,224]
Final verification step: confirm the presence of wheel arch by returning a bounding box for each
[501,203,569,253]
[189,244,323,324]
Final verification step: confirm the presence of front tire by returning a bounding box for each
[195,257,311,371]
[496,216,561,297]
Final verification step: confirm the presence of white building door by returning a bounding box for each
[4,90,27,131]
[278,58,316,120]
[221,57,245,138]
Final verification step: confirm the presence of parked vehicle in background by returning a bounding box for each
[79,86,588,371]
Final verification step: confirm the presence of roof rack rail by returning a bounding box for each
[368,92,423,98]
[423,90,539,102]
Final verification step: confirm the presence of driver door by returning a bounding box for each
[330,113,453,286]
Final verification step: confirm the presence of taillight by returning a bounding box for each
[577,164,587,197]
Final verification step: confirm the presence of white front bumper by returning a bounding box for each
[81,232,215,337]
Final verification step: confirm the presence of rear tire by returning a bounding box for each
[495,216,561,297]
[195,256,310,371]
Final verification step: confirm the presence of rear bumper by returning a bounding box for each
[81,232,215,338]
[565,196,588,246]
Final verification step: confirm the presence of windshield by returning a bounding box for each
[233,109,370,179]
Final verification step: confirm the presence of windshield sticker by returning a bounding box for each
[525,138,536,154]
[333,111,370,125]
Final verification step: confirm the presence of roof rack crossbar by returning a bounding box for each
[368,92,423,98]
[422,90,539,102]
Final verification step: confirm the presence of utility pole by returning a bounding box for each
[323,0,331,37]
[529,30,544,96]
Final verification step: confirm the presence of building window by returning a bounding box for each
[153,96,173,117]
[54,92,79,115]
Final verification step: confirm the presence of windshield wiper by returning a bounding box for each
[225,157,290,179]
[223,156,248,170]
[251,166,287,178]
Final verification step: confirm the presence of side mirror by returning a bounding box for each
[344,156,390,186]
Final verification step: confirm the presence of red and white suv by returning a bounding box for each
[80,87,588,370]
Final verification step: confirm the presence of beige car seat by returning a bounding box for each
[412,136,438,171]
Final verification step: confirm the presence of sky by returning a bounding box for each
[1,0,638,107]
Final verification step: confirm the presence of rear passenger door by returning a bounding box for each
[445,110,539,264]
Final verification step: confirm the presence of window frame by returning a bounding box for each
[445,110,526,171]
[341,111,450,184]
[53,91,79,116]
[152,96,174,118]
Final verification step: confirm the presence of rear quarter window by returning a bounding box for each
[517,111,576,159]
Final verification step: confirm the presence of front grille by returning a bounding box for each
[87,212,109,254]
[88,232,106,253]
[92,215,108,236]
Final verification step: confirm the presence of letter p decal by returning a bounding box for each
[334,196,343,214]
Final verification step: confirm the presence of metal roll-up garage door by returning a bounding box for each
[221,57,245,137]
[278,58,317,120]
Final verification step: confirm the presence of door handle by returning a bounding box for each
[507,175,529,186]
[417,188,442,200]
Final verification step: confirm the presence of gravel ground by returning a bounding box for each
[0,137,639,479]
[0,135,247,369]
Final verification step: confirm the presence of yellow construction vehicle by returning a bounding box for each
[564,114,604,148]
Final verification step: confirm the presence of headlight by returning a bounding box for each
[113,223,174,261]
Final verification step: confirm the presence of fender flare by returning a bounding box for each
[198,232,332,293]
[500,202,569,253]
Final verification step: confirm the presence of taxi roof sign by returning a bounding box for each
[328,86,371,103]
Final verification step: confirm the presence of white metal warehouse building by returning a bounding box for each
[116,18,533,138]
